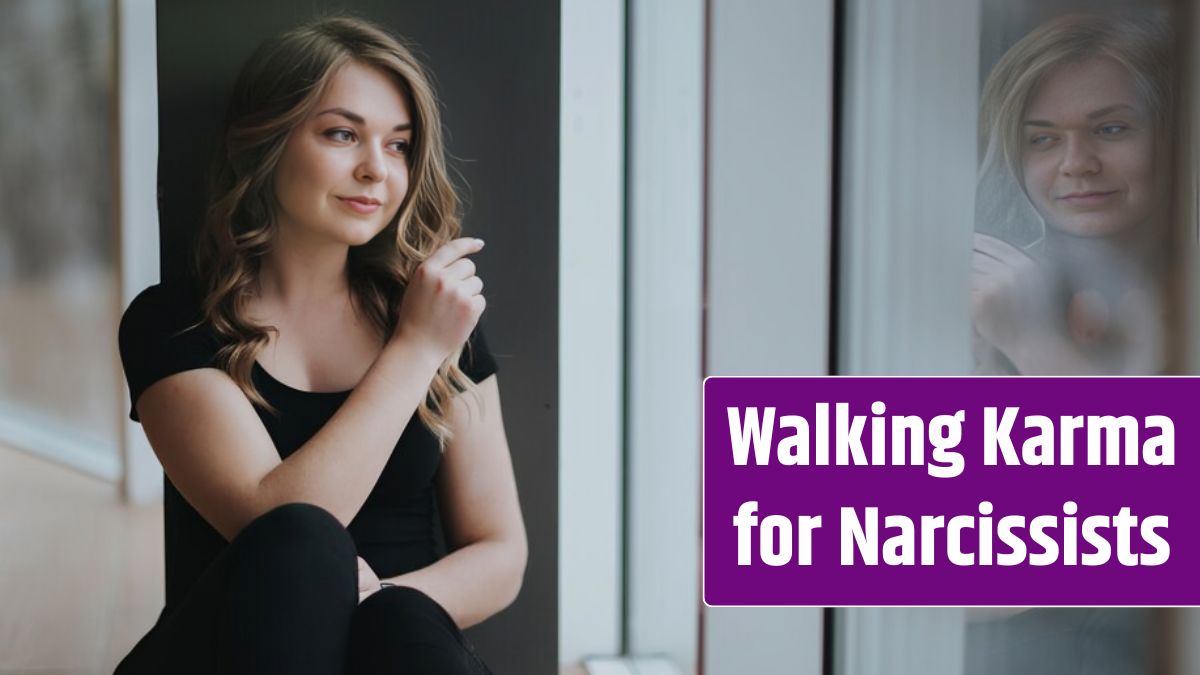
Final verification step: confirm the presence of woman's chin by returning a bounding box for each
[332,223,390,247]
[1046,214,1135,240]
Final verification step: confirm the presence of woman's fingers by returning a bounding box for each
[973,249,1016,279]
[973,252,1001,276]
[445,257,477,281]
[973,232,1032,265]
[460,275,484,297]
[426,237,484,269]
[357,559,369,592]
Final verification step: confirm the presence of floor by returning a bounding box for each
[0,445,162,675]
[0,447,587,675]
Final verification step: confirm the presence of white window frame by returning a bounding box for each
[559,0,627,667]
[117,0,163,504]
[701,1,833,674]
[837,0,979,378]
[623,0,705,672]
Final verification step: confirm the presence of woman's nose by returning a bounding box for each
[1059,134,1101,177]
[354,145,388,183]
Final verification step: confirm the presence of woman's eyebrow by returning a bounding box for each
[1086,103,1137,119]
[1024,103,1140,127]
[316,107,412,131]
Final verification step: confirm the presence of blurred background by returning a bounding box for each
[3,0,1200,673]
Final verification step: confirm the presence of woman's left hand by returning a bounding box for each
[357,556,382,603]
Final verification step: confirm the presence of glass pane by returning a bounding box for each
[968,2,1171,673]
[0,0,118,453]
[836,0,1186,672]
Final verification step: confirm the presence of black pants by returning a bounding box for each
[114,503,493,675]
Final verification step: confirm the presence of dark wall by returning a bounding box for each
[156,1,559,671]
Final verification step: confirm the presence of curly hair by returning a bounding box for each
[194,15,473,442]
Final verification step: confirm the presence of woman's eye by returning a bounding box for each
[1098,124,1129,136]
[1029,134,1056,147]
[325,129,356,142]
[390,139,411,154]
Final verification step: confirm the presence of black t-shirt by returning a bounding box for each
[118,279,498,611]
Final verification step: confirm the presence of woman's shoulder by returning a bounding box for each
[120,277,223,422]
[123,277,205,324]
[120,278,215,355]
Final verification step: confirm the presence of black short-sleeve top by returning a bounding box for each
[118,280,497,611]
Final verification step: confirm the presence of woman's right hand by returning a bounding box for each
[390,237,486,362]
[357,556,383,604]
[973,233,1124,375]
[971,232,1052,357]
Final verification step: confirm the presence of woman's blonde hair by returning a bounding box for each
[976,12,1174,243]
[194,15,472,442]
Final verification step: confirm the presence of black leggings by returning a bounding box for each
[114,503,493,675]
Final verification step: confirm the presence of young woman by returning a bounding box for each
[972,13,1174,375]
[115,16,525,674]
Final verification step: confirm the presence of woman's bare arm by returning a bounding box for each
[380,374,527,628]
[137,336,440,539]
[135,237,486,541]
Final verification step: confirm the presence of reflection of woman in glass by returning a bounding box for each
[115,16,524,674]
[973,14,1173,375]
[968,14,1168,675]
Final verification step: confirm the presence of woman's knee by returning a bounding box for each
[236,502,351,549]
[348,588,479,674]
[229,503,356,584]
[353,586,455,635]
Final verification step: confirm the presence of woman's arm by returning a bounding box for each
[136,238,486,540]
[138,337,443,540]
[380,374,527,629]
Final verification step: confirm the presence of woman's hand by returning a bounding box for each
[391,237,486,362]
[357,556,382,604]
[971,232,1053,357]
[972,233,1105,374]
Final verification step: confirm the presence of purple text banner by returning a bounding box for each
[703,377,1197,606]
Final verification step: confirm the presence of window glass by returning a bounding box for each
[0,0,118,454]
[835,0,1184,671]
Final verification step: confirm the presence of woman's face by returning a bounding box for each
[273,60,413,247]
[1020,56,1158,239]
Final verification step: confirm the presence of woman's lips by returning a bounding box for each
[1058,190,1118,207]
[337,196,382,214]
